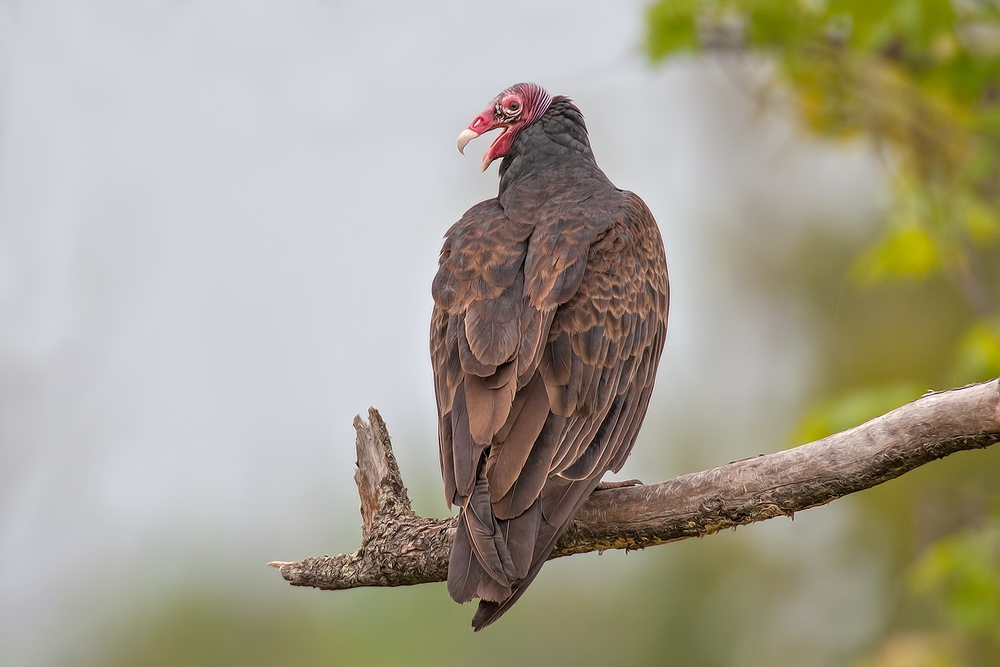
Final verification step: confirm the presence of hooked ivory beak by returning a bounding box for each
[457,129,479,155]
[457,127,507,171]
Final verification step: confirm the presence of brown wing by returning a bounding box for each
[430,190,668,629]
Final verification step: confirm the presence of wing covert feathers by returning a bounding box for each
[431,177,668,629]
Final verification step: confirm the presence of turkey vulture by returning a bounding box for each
[431,83,669,630]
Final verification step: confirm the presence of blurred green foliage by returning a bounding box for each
[910,526,1000,637]
[648,0,1000,340]
[648,0,1000,663]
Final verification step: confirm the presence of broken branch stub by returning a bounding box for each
[269,408,453,589]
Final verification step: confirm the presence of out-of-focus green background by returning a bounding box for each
[2,1,1000,665]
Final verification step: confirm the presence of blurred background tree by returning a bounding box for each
[647,0,1000,663]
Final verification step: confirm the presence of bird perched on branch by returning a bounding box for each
[430,83,669,630]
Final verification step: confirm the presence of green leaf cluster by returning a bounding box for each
[648,1,1000,329]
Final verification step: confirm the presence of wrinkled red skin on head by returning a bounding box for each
[463,84,551,170]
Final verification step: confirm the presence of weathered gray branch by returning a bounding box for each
[269,379,1000,591]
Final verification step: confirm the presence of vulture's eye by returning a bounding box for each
[508,101,520,111]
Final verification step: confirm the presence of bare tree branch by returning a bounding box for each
[268,379,1000,591]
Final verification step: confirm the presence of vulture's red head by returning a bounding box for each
[457,83,553,171]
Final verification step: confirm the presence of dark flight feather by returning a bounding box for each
[450,386,484,500]
[485,375,550,502]
[498,498,540,579]
[446,519,482,602]
[431,93,669,630]
[464,466,517,587]
[492,412,565,520]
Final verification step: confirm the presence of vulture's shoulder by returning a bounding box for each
[521,183,666,307]
[530,185,669,474]
[555,189,669,332]
[431,196,534,320]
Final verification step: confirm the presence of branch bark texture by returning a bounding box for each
[269,379,1000,591]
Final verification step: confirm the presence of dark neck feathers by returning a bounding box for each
[498,96,596,193]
